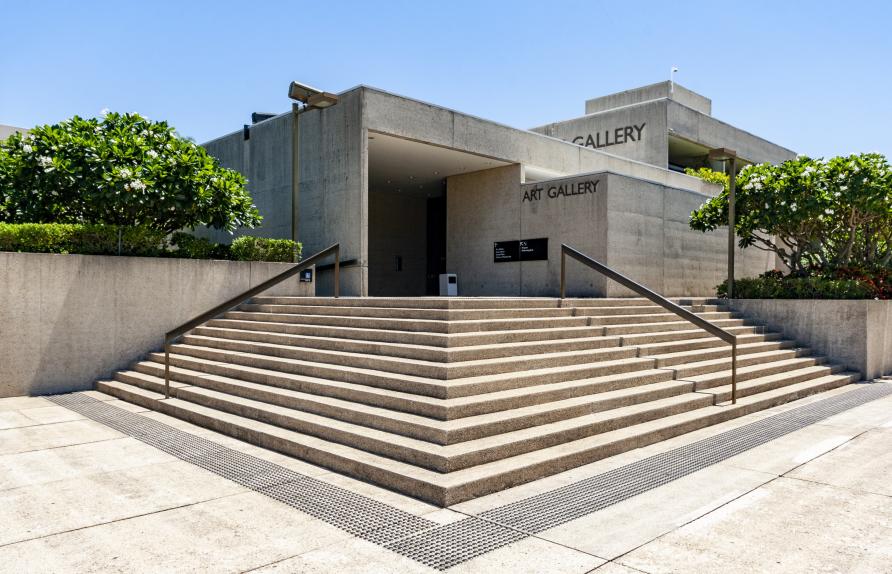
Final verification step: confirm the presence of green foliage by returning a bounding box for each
[0,223,299,262]
[688,153,892,275]
[230,236,301,262]
[0,222,165,256]
[717,270,876,299]
[169,231,231,260]
[0,113,261,233]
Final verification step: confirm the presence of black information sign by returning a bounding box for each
[494,238,548,263]
[519,238,548,261]
[299,269,313,282]
[494,240,520,262]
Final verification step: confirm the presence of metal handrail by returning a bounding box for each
[162,243,340,398]
[560,244,738,404]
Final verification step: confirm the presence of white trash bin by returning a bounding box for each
[439,273,458,296]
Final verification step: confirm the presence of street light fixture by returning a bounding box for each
[709,147,738,299]
[287,81,340,245]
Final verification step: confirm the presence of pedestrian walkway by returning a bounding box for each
[1,382,890,573]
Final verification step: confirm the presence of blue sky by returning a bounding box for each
[2,0,890,157]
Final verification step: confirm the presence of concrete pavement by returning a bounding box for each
[0,385,889,573]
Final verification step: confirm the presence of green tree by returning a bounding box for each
[688,153,892,274]
[0,113,261,233]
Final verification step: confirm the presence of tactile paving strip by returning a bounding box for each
[50,382,892,571]
[47,393,437,545]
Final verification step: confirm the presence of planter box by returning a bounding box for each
[728,299,892,380]
[0,252,314,397]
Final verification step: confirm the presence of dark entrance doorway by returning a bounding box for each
[425,195,447,295]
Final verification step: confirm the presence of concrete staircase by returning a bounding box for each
[97,297,860,505]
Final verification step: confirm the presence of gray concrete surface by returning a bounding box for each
[0,253,313,398]
[729,299,892,379]
[446,170,772,297]
[0,384,889,573]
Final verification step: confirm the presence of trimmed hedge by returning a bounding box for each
[231,236,301,263]
[718,270,883,300]
[0,223,301,263]
[169,231,231,260]
[0,223,165,256]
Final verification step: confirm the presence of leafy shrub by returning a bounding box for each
[0,222,165,256]
[230,236,300,262]
[0,112,261,233]
[169,231,230,260]
[689,153,892,274]
[0,223,300,262]
[717,270,878,299]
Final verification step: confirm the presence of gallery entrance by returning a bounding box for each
[367,132,510,296]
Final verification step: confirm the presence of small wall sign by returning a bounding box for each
[300,269,313,282]
[494,238,548,263]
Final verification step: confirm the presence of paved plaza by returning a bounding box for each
[1,382,890,573]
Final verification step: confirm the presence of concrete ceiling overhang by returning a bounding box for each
[368,132,511,196]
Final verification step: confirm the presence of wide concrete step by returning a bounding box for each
[112,367,698,445]
[207,318,608,347]
[240,303,578,321]
[618,324,765,345]
[586,311,738,325]
[603,318,749,336]
[163,343,660,398]
[646,340,797,367]
[699,366,855,403]
[105,375,862,505]
[167,384,715,472]
[223,311,594,333]
[682,356,827,389]
[179,334,644,379]
[634,331,781,355]
[191,325,624,363]
[246,297,675,310]
[135,356,680,420]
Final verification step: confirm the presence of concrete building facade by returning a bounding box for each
[201,82,794,297]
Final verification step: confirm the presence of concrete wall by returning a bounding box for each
[0,124,27,140]
[531,100,669,167]
[361,87,717,198]
[0,253,313,398]
[728,299,892,380]
[667,101,796,165]
[201,114,294,243]
[446,165,524,295]
[446,170,772,298]
[297,89,367,296]
[368,191,428,296]
[604,174,772,297]
[585,81,711,116]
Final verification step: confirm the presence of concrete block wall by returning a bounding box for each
[729,299,892,379]
[201,114,294,244]
[445,169,772,298]
[446,165,524,295]
[584,81,711,116]
[531,100,669,167]
[0,253,312,398]
[604,174,773,297]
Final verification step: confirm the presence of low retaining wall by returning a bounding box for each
[0,252,314,397]
[728,299,892,380]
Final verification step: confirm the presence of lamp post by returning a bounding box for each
[287,81,339,248]
[709,147,738,299]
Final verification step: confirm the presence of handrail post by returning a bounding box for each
[731,338,737,405]
[164,342,170,399]
[334,245,340,298]
[560,248,566,299]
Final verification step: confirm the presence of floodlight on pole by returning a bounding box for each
[709,147,739,300]
[287,81,340,254]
